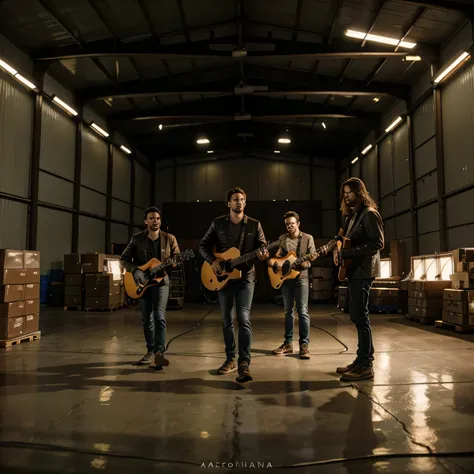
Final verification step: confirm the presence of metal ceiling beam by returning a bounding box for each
[176,0,200,83]
[399,0,474,15]
[80,72,409,102]
[33,36,436,61]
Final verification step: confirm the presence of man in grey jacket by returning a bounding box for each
[269,211,316,359]
[120,207,180,369]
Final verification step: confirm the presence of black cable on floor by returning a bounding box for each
[1,441,473,468]
[164,309,213,352]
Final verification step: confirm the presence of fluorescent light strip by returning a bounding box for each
[345,29,416,49]
[90,122,109,138]
[197,138,210,144]
[274,150,281,154]
[322,122,327,129]
[0,58,18,75]
[53,96,78,116]
[385,116,403,133]
[361,144,373,155]
[434,52,470,84]
[352,157,359,164]
[14,74,36,89]
[405,55,421,61]
[278,138,291,144]
[120,145,132,154]
[207,150,214,154]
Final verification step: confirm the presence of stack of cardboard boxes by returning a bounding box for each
[63,253,124,310]
[0,249,40,341]
[407,280,450,323]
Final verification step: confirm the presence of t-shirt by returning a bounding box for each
[229,221,244,249]
[278,232,316,279]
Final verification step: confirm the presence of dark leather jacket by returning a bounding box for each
[120,230,180,283]
[341,206,384,280]
[199,214,267,282]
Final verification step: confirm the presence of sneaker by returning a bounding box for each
[217,359,237,374]
[137,351,154,365]
[236,361,252,383]
[336,361,357,375]
[340,364,374,381]
[154,351,170,368]
[273,342,293,355]
[299,344,310,360]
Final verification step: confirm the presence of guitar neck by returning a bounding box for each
[293,239,336,267]
[230,242,279,266]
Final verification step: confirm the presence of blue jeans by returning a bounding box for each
[281,277,310,346]
[347,278,375,367]
[218,280,255,365]
[138,284,169,353]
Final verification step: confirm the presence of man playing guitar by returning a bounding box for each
[269,211,317,359]
[120,207,180,369]
[199,187,269,383]
[325,178,384,381]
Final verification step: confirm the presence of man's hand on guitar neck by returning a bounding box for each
[256,247,269,261]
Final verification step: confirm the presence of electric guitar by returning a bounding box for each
[334,228,351,281]
[124,250,195,299]
[201,240,281,291]
[268,240,336,289]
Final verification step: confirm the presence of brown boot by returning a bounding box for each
[299,344,310,359]
[236,361,252,383]
[273,342,293,355]
[340,364,374,381]
[154,351,170,368]
[336,361,357,375]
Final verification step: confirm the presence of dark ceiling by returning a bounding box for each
[0,0,471,161]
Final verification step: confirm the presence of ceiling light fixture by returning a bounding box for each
[433,52,470,84]
[207,150,214,154]
[158,124,163,130]
[197,138,210,144]
[0,58,18,75]
[373,97,380,103]
[120,145,132,154]
[385,116,403,133]
[322,122,327,129]
[274,150,281,154]
[345,29,416,49]
[405,55,422,62]
[352,157,359,164]
[52,95,78,116]
[278,138,291,144]
[361,144,373,155]
[90,122,109,138]
[14,74,36,90]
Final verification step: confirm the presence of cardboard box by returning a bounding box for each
[81,253,106,273]
[408,290,444,299]
[24,251,40,269]
[84,295,122,309]
[25,269,40,284]
[24,313,39,334]
[442,310,474,327]
[64,254,83,274]
[312,279,333,291]
[443,289,474,314]
[453,248,474,265]
[85,285,121,297]
[414,280,451,291]
[0,284,24,302]
[65,274,83,286]
[64,295,82,306]
[373,278,401,289]
[25,283,40,300]
[0,269,27,285]
[0,316,25,339]
[311,267,332,279]
[369,296,399,306]
[64,286,83,297]
[48,284,64,307]
[25,299,40,315]
[85,274,121,288]
[311,290,333,300]
[450,272,472,290]
[370,288,400,298]
[0,249,24,271]
[0,301,26,318]
[408,305,440,320]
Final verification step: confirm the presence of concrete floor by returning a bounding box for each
[1,302,474,473]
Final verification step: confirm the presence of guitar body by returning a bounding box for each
[268,251,301,289]
[201,247,242,291]
[124,258,165,299]
[335,232,352,281]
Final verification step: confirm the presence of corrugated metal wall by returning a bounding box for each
[0,198,27,249]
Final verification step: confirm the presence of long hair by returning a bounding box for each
[340,177,378,215]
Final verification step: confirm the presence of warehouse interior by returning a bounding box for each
[1,0,474,472]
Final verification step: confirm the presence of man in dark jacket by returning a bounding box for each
[326,178,384,381]
[120,207,180,368]
[200,187,268,383]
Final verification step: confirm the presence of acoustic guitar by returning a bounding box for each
[268,240,336,289]
[124,249,194,299]
[334,228,351,281]
[201,240,281,291]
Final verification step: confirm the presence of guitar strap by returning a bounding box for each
[296,233,303,257]
[346,206,370,239]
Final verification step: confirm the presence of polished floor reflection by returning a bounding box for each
[1,303,474,473]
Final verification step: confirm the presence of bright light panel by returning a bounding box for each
[351,157,359,164]
[361,144,373,155]
[379,259,391,279]
[439,256,453,281]
[197,138,210,144]
[405,55,422,61]
[158,124,163,130]
[322,122,327,129]
[373,97,380,103]
[385,116,403,133]
[345,29,416,49]
[207,150,214,154]
[278,138,291,144]
[425,257,437,281]
[53,96,78,116]
[413,258,424,280]
[120,145,132,154]
[274,150,281,154]
[0,58,17,75]
[434,52,470,84]
[90,122,109,138]
[15,74,36,89]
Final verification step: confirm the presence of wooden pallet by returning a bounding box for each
[63,305,83,311]
[435,320,474,333]
[0,331,41,348]
[84,305,123,312]
[406,313,434,325]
